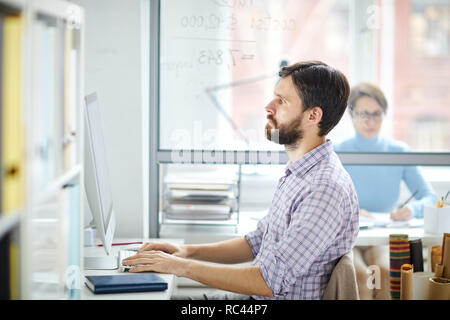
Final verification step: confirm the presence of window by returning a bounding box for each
[389,0,450,151]
[158,0,449,153]
[159,0,351,151]
[148,0,450,237]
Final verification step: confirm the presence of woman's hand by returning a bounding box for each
[390,207,413,221]
[360,209,375,219]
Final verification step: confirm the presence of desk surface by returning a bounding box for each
[82,238,182,300]
[160,216,444,247]
[356,227,442,246]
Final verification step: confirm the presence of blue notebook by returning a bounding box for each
[85,274,168,294]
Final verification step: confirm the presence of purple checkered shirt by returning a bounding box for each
[246,140,359,300]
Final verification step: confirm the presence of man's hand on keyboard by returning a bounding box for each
[138,242,187,258]
[121,250,185,275]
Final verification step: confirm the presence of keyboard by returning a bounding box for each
[118,249,139,272]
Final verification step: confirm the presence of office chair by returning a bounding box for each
[322,250,360,300]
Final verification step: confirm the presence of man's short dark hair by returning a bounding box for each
[278,61,350,137]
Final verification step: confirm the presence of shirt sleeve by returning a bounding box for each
[256,182,345,298]
[402,166,437,218]
[245,212,270,258]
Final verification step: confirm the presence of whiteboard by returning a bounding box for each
[159,0,351,150]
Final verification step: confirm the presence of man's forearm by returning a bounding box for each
[125,237,271,297]
[184,237,254,264]
[178,258,273,298]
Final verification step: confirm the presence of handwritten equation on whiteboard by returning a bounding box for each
[162,0,297,71]
[179,14,296,33]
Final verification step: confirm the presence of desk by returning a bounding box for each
[356,227,442,246]
[160,215,443,247]
[82,238,183,300]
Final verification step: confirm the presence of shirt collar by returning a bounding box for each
[285,140,333,177]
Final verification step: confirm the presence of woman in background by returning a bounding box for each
[334,82,437,299]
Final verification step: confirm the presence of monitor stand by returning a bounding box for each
[84,256,118,270]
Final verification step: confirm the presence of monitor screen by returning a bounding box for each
[84,93,114,234]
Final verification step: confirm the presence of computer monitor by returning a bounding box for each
[83,92,117,269]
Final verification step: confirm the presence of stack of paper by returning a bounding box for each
[164,181,237,221]
[359,212,424,228]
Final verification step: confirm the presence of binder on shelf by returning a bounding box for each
[68,184,80,299]
[29,193,60,295]
[2,14,24,301]
[31,16,79,191]
[30,183,80,299]
[52,22,66,180]
[2,14,25,214]
[0,0,84,300]
[57,184,71,294]
[0,13,3,217]
[31,19,53,188]
[0,233,11,299]
[41,20,57,186]
[63,27,78,171]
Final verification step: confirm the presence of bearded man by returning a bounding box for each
[123,61,359,300]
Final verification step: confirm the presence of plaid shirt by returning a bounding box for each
[246,141,359,300]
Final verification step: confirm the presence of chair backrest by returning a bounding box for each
[322,250,360,300]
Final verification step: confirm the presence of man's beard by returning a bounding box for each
[265,114,304,146]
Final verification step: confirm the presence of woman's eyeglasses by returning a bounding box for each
[351,110,384,122]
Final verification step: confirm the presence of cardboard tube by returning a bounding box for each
[441,233,450,258]
[412,272,434,300]
[442,236,450,279]
[435,264,444,277]
[400,264,414,300]
[426,277,450,300]
[431,245,442,272]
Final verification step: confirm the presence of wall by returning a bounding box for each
[71,0,144,237]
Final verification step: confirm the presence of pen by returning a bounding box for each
[97,241,143,247]
[398,190,418,209]
[437,191,449,208]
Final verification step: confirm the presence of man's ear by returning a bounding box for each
[308,106,323,124]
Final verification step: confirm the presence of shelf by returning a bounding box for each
[0,212,21,239]
[32,164,81,206]
[0,0,25,14]
[161,212,239,228]
[162,217,238,227]
[4,0,85,299]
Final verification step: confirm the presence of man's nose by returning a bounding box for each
[265,100,276,116]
